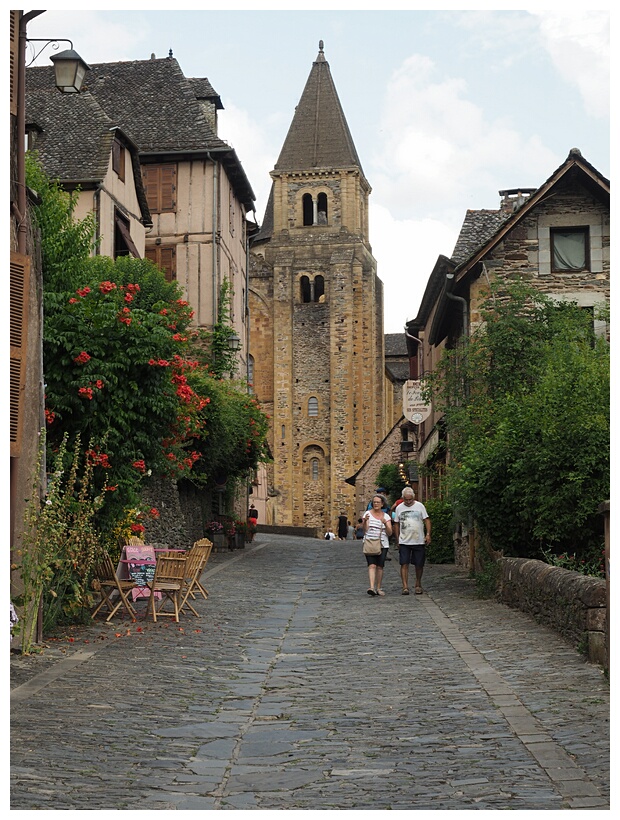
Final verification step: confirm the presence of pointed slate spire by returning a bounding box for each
[274,41,363,173]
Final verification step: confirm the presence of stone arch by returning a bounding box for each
[299,189,330,227]
[301,443,328,530]
[296,271,326,304]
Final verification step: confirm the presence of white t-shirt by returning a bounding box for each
[324,531,337,540]
[394,500,429,545]
[362,510,391,548]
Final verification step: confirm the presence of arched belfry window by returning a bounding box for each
[302,194,313,227]
[308,397,319,417]
[301,192,329,226]
[311,458,319,481]
[300,275,311,303]
[300,275,326,304]
[317,192,328,224]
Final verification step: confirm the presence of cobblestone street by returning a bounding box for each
[10,534,610,810]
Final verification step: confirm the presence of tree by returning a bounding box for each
[425,282,609,560]
[375,463,406,505]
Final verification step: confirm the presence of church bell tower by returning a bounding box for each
[249,42,384,531]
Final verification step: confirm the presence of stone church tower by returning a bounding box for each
[249,42,384,532]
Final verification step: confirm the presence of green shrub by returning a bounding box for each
[424,499,454,563]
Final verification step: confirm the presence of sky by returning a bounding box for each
[25,3,611,333]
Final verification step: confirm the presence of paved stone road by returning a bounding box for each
[10,534,610,810]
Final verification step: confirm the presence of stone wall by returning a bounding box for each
[141,477,196,549]
[497,557,607,666]
[258,524,321,538]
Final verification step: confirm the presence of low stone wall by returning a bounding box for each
[497,557,607,667]
[258,525,321,539]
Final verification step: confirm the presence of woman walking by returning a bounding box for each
[362,495,392,596]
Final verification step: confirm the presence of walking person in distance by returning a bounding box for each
[393,487,431,595]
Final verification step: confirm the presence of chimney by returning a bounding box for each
[498,188,536,214]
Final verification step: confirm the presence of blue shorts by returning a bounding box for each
[365,547,389,568]
[399,543,426,568]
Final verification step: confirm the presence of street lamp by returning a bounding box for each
[27,39,90,93]
[227,332,241,351]
[50,47,90,93]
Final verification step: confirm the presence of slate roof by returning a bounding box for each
[252,184,274,244]
[384,333,408,357]
[275,43,363,174]
[451,209,509,266]
[386,361,410,382]
[188,77,223,109]
[27,56,255,209]
[26,84,151,226]
[27,87,117,183]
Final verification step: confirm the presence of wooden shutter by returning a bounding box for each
[142,164,176,213]
[10,252,30,456]
[146,245,176,282]
[159,165,176,211]
[112,138,125,181]
[10,11,20,117]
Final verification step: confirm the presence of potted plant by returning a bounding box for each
[222,518,238,550]
[234,520,247,548]
[205,520,227,551]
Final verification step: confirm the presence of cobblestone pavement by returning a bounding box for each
[10,534,610,810]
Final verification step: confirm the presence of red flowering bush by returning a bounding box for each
[28,154,270,539]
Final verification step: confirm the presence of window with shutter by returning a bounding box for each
[10,252,30,456]
[112,138,125,181]
[146,245,176,282]
[143,164,177,213]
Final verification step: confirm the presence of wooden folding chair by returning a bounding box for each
[179,543,212,616]
[146,554,187,622]
[91,553,137,622]
[190,538,213,599]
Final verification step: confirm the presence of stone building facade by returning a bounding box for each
[249,43,384,533]
[405,149,610,566]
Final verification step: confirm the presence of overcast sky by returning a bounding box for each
[26,3,611,333]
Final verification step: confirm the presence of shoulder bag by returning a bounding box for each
[363,519,384,555]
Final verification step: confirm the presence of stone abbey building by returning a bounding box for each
[249,43,385,532]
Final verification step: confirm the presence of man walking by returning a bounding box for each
[393,487,431,595]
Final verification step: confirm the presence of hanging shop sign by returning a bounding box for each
[403,380,432,425]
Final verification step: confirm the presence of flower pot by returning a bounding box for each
[234,532,245,549]
[210,533,228,552]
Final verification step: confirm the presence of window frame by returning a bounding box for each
[550,226,590,273]
[112,138,125,182]
[143,163,177,214]
[145,244,177,282]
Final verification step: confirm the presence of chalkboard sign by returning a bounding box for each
[124,544,156,588]
[128,561,155,587]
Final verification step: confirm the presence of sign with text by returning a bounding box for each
[403,380,431,425]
